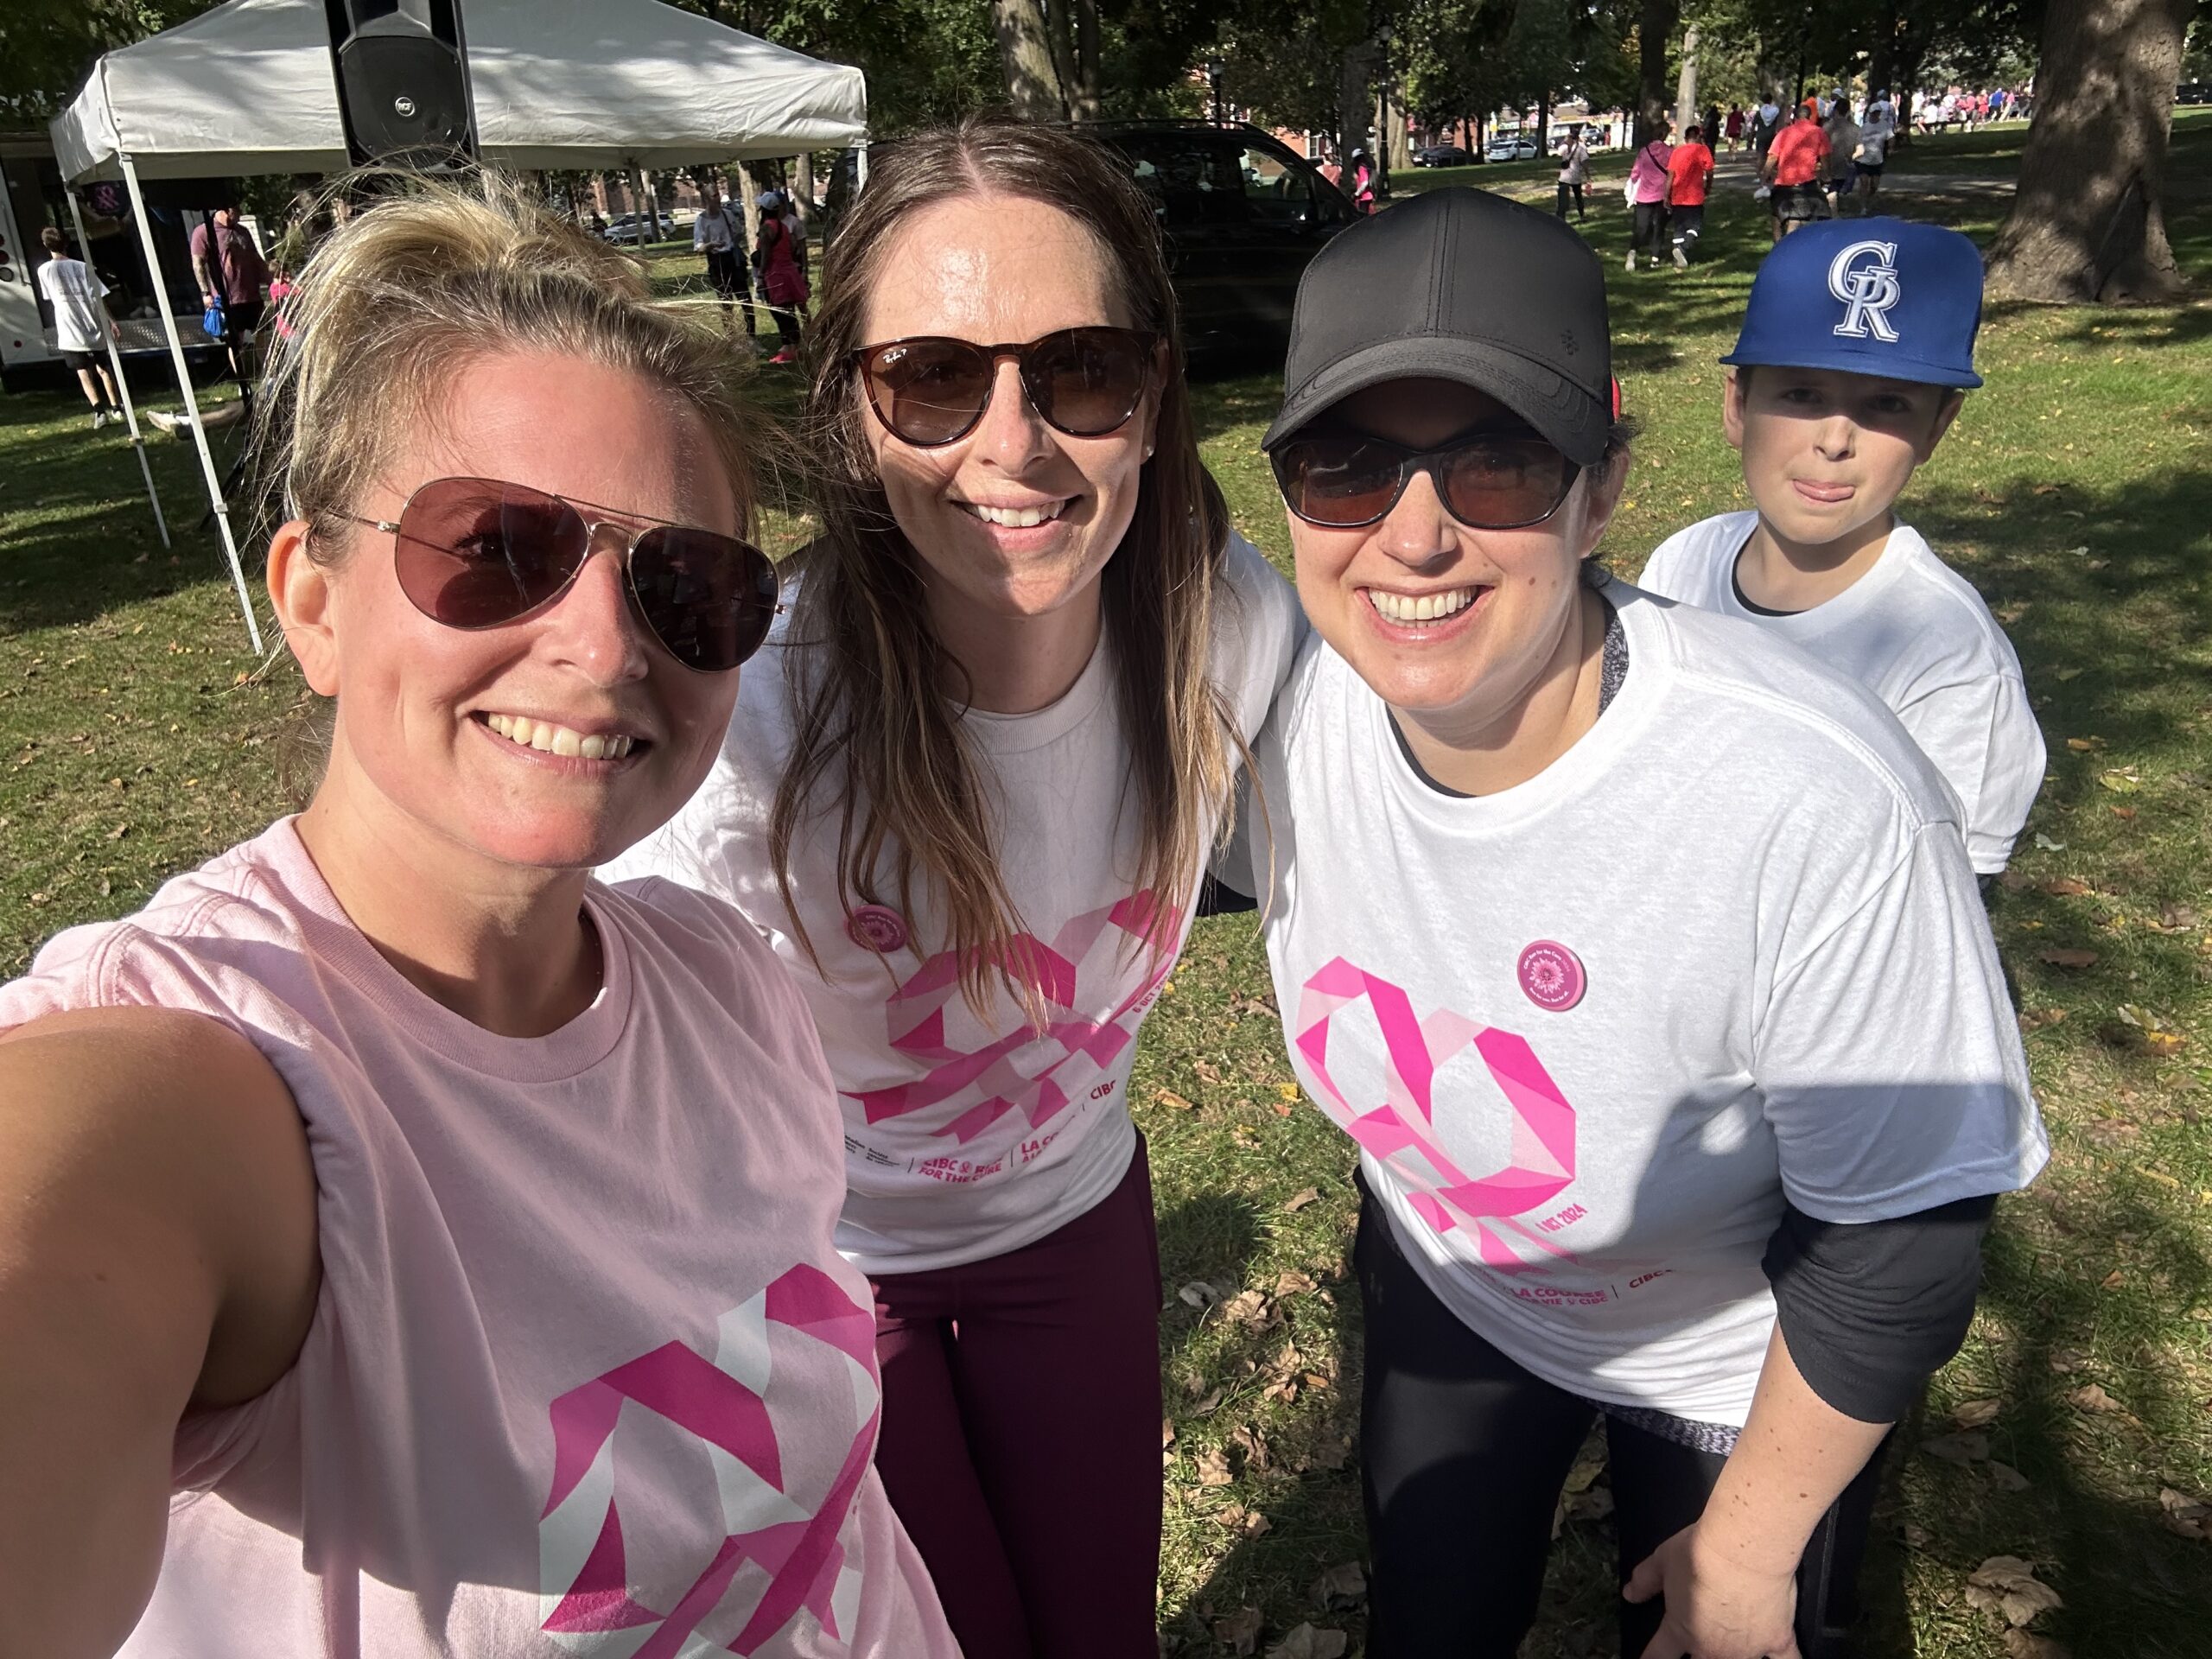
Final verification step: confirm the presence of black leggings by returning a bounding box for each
[1632,200,1669,256]
[1555,181,1585,219]
[1355,1190,1889,1658]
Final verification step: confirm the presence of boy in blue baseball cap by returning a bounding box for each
[1641,218,2045,880]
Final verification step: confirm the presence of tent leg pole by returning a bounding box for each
[67,188,169,550]
[118,155,263,654]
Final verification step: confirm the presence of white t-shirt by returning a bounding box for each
[611,534,1302,1274]
[694,207,738,253]
[36,254,108,353]
[1250,583,2047,1425]
[1639,512,2045,873]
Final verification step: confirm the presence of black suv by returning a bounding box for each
[825,123,1355,352]
[1080,122,1357,349]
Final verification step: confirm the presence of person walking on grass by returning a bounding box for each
[34,226,123,429]
[691,181,753,336]
[1724,103,1746,152]
[609,117,1300,1659]
[1763,98,1832,241]
[1751,93,1783,165]
[1640,219,2045,886]
[1822,101,1863,217]
[1624,121,1673,272]
[190,198,269,382]
[1665,122,1715,266]
[0,175,957,1659]
[1855,95,1897,213]
[1243,184,2047,1659]
[753,189,808,364]
[1555,125,1591,221]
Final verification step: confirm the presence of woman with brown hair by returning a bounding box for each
[614,116,1300,1656]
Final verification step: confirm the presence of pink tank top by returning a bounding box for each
[0,820,955,1659]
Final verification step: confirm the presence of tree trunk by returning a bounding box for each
[1384,82,1413,175]
[1537,90,1552,157]
[793,152,816,208]
[1044,0,1080,116]
[1674,24,1698,138]
[1635,0,1679,146]
[1986,0,2191,303]
[989,0,1068,121]
[1338,45,1371,169]
[1073,0,1102,120]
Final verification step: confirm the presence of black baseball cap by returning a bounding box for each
[1262,187,1613,467]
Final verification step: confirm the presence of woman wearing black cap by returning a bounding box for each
[1236,186,2047,1658]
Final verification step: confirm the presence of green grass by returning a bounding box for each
[4,117,2211,1656]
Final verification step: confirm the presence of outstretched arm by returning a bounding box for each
[0,1007,318,1656]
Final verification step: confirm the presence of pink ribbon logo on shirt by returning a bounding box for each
[1295,957,1578,1269]
[845,892,1182,1147]
[537,1263,881,1655]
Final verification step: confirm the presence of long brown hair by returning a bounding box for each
[772,115,1243,1021]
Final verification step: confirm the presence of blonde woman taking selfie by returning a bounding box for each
[0,180,955,1659]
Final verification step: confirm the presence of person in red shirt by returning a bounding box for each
[1665,123,1716,266]
[1762,99,1832,242]
[1724,105,1746,150]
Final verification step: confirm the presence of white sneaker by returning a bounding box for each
[1671,245,1688,268]
[1624,251,1635,272]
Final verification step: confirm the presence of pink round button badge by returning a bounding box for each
[1516,939,1586,1012]
[847,904,909,954]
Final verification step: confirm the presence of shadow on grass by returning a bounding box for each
[1972,1178,2212,1654]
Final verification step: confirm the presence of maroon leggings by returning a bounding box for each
[869,1136,1163,1659]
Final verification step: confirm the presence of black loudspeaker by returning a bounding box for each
[324,0,479,168]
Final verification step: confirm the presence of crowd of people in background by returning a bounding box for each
[1554,72,2018,273]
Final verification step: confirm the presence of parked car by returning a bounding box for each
[1484,133,1541,162]
[2177,81,2211,107]
[832,123,1353,352]
[1414,144,1471,167]
[1086,123,1359,349]
[600,213,650,245]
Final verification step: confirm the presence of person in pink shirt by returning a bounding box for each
[1624,118,1674,272]
[0,176,956,1659]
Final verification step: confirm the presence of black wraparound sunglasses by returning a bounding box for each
[853,327,1160,448]
[1272,430,1582,531]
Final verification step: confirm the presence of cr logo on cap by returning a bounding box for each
[1827,239,1902,343]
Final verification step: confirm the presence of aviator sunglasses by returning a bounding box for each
[854,327,1160,448]
[340,476,780,673]
[1271,429,1582,531]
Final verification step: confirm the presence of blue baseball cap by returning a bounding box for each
[1720,217,1985,389]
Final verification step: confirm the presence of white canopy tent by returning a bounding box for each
[51,0,868,647]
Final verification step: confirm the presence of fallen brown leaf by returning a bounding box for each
[2046,1346,2090,1375]
[2019,1007,2068,1032]
[1282,1186,1322,1213]
[2158,1487,2209,1539]
[1268,1624,1349,1659]
[2099,1268,2126,1290]
[1177,1281,1222,1310]
[1230,1424,1271,1471]
[2110,804,2138,820]
[2064,735,2104,752]
[2004,1633,2072,1659]
[1274,1268,1319,1297]
[1311,1560,1367,1610]
[1986,1460,2032,1492]
[1215,1502,1272,1538]
[1966,1556,2064,1628]
[1156,1089,1196,1112]
[1222,1288,1275,1329]
[1195,1446,1234,1487]
[1953,1398,2005,1430]
[1306,1433,1351,1471]
[1920,1431,1992,1465]
[2037,878,2091,897]
[1213,1605,1263,1655]
[1194,1059,1224,1085]
[2037,947,2100,969]
[2065,1382,2124,1414]
[1161,1417,1176,1450]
